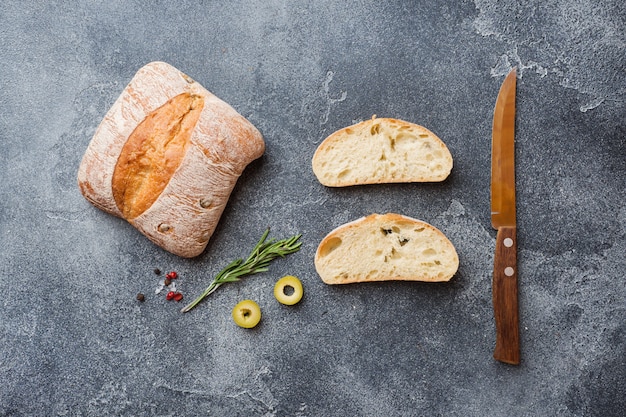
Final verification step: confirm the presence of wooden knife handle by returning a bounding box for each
[493,226,520,365]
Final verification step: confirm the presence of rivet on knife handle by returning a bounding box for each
[492,226,520,365]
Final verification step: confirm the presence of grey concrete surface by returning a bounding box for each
[1,1,624,416]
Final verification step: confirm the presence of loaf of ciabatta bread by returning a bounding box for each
[315,213,459,284]
[312,117,453,186]
[77,61,265,258]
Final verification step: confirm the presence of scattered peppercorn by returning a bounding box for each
[156,270,183,303]
[136,293,145,302]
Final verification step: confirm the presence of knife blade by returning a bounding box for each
[491,67,520,365]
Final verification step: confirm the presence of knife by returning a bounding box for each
[491,67,520,365]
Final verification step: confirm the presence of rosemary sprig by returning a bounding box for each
[180,229,302,313]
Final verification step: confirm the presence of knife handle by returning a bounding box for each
[493,226,520,365]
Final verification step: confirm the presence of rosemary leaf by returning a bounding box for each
[181,229,302,313]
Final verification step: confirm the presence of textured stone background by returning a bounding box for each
[1,1,624,416]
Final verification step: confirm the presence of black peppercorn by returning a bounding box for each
[136,293,145,302]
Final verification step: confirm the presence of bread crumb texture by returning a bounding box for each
[312,117,453,186]
[315,213,459,284]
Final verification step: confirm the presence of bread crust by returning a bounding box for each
[315,213,459,284]
[312,117,453,186]
[77,62,265,257]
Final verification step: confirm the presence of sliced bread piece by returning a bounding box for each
[315,213,459,284]
[312,117,453,186]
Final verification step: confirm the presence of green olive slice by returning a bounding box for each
[274,275,304,305]
[232,299,261,328]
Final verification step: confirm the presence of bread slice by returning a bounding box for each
[77,61,265,258]
[315,213,459,284]
[312,117,453,186]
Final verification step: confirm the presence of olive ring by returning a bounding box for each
[274,275,304,305]
[232,299,262,328]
